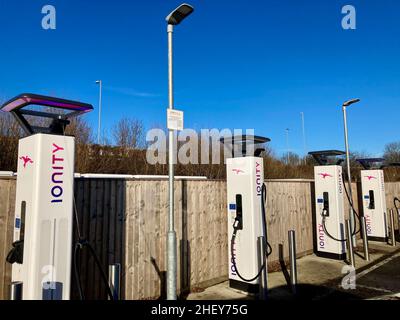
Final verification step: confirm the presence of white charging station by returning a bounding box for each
[2,93,93,300]
[222,135,270,293]
[309,151,347,260]
[357,159,388,242]
[13,134,75,300]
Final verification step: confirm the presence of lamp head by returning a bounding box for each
[343,98,360,107]
[166,3,194,25]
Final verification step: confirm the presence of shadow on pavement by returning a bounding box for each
[268,284,361,301]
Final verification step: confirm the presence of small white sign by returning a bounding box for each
[167,109,184,131]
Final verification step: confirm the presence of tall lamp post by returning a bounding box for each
[95,80,103,145]
[300,112,307,156]
[285,128,290,164]
[342,98,360,247]
[165,3,194,300]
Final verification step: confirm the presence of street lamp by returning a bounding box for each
[285,128,290,164]
[165,3,194,301]
[300,112,307,156]
[342,98,360,247]
[95,80,103,145]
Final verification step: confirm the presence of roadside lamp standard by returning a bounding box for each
[95,80,103,145]
[342,98,360,247]
[165,3,194,301]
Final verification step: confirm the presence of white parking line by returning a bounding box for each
[357,251,400,280]
[356,284,394,294]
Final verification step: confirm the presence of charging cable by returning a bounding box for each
[230,183,273,282]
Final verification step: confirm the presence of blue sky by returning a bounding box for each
[0,0,399,157]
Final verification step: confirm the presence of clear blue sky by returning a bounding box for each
[0,0,399,157]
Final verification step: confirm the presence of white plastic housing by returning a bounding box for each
[226,157,265,288]
[360,169,387,240]
[12,133,75,300]
[314,165,346,258]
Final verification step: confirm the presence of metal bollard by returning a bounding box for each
[288,230,297,294]
[389,209,396,247]
[346,220,355,267]
[108,264,121,300]
[10,282,23,300]
[360,216,370,261]
[257,236,268,300]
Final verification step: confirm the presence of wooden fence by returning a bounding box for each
[0,178,15,300]
[1,177,400,300]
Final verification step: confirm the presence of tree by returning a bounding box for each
[112,117,144,149]
[0,112,21,171]
[0,111,23,138]
[65,117,93,145]
[383,142,400,163]
[281,151,301,166]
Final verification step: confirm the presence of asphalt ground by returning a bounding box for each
[188,240,400,300]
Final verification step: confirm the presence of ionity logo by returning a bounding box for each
[319,173,333,179]
[20,156,33,168]
[232,169,244,175]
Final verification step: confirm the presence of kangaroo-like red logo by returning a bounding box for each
[366,175,377,181]
[20,156,33,168]
[232,169,244,175]
[319,173,332,179]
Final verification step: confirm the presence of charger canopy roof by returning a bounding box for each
[308,150,346,166]
[1,93,93,135]
[220,135,270,145]
[356,158,385,170]
[220,135,271,158]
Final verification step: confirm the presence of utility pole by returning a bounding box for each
[286,128,290,164]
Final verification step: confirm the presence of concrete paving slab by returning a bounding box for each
[187,240,400,301]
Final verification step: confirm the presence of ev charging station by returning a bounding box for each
[1,93,93,300]
[309,150,347,260]
[221,135,271,294]
[357,158,388,242]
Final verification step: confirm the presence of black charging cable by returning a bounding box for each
[320,171,360,243]
[321,213,347,243]
[230,183,273,283]
[394,197,400,213]
[73,238,115,301]
[61,126,115,301]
